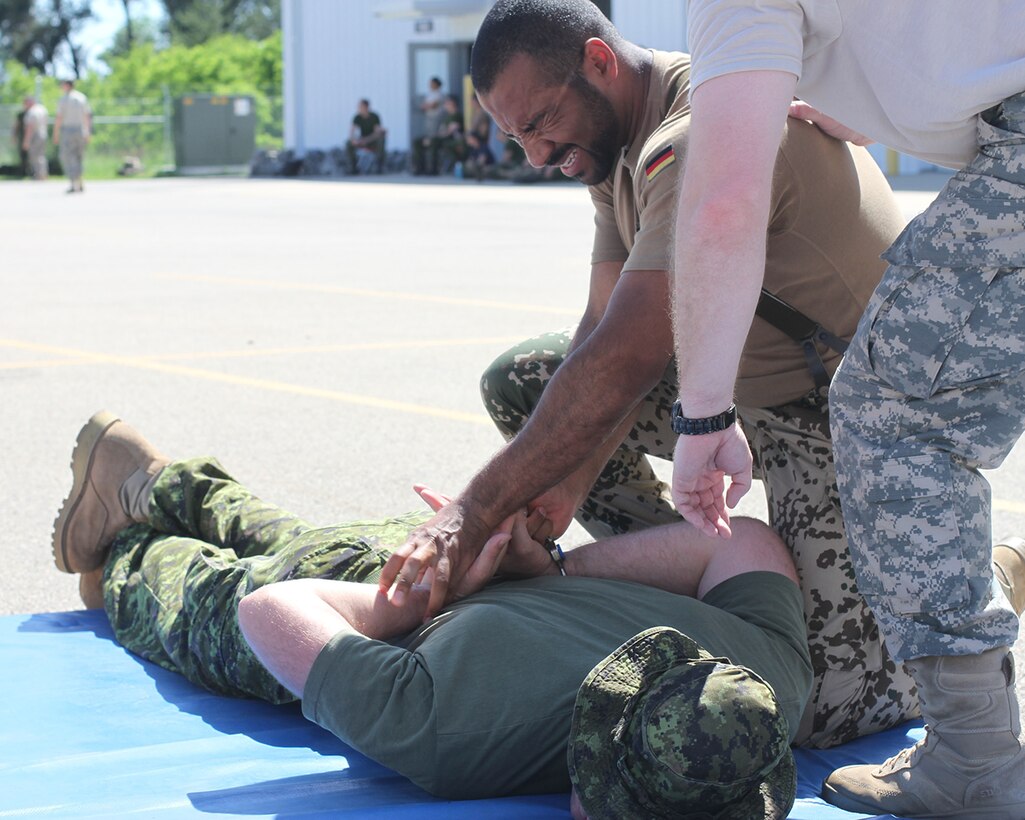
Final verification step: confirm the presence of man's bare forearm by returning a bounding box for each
[239,579,429,696]
[379,272,670,613]
[464,271,672,530]
[672,72,796,413]
[463,330,665,529]
[563,524,707,597]
[562,517,797,599]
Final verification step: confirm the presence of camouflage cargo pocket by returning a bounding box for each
[856,452,970,615]
[865,264,998,399]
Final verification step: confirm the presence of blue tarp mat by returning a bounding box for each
[0,610,918,819]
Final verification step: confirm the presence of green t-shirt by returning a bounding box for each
[302,571,810,799]
[352,111,381,138]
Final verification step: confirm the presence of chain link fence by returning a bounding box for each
[1,89,282,176]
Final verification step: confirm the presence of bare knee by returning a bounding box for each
[728,518,799,583]
[697,517,798,598]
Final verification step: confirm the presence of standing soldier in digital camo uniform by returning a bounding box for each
[669,1,1025,817]
[53,79,91,194]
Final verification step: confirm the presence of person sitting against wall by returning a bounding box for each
[410,76,445,175]
[465,94,495,181]
[344,98,386,174]
[413,92,464,176]
[435,94,466,174]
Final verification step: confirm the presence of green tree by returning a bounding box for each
[160,0,279,47]
[102,16,163,64]
[2,31,283,169]
[0,0,34,66]
[98,32,283,154]
[0,58,56,103]
[100,31,281,97]
[4,0,92,77]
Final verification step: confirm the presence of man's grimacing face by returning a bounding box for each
[479,52,622,185]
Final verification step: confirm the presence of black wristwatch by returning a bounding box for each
[670,401,737,435]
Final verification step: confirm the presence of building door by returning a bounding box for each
[409,42,471,139]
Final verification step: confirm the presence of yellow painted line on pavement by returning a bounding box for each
[8,336,1025,513]
[0,338,491,426]
[157,272,581,317]
[139,336,525,362]
[0,337,522,368]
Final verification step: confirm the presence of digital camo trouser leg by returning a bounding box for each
[826,90,1025,818]
[103,457,430,703]
[482,331,918,747]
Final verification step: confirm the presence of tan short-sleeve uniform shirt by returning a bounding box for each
[590,50,905,407]
[57,90,91,132]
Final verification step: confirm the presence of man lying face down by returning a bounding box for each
[52,410,812,819]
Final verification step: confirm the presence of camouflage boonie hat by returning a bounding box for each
[569,627,796,819]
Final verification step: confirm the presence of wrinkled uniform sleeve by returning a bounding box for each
[687,0,806,90]
[627,138,686,273]
[590,181,629,266]
[302,631,440,793]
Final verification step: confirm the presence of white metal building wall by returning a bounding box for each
[282,1,939,175]
[611,0,688,53]
[283,0,693,154]
[283,0,481,154]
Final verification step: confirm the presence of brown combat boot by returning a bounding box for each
[822,646,1025,819]
[994,537,1025,617]
[78,568,106,610]
[52,411,169,574]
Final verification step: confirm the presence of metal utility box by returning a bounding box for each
[173,94,256,174]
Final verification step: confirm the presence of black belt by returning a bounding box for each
[755,288,849,389]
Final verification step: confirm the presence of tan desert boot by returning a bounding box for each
[822,646,1025,819]
[994,537,1025,617]
[52,411,168,574]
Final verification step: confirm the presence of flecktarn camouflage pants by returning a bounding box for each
[481,331,918,748]
[102,457,429,704]
[831,91,1025,662]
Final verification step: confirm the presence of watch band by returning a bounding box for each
[670,401,737,435]
[544,537,567,576]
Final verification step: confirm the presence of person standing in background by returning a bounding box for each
[22,96,49,181]
[53,79,91,194]
[411,77,445,176]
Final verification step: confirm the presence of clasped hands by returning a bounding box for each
[378,485,559,617]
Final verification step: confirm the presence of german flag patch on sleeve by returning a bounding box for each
[644,144,676,181]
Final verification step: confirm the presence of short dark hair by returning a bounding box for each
[471,0,621,94]
[359,98,370,107]
[429,76,442,88]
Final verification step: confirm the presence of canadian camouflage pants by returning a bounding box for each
[831,91,1025,662]
[481,331,918,747]
[102,457,430,704]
